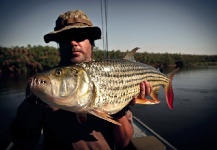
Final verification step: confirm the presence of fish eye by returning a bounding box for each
[55,69,62,76]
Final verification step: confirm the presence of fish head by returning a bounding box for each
[29,66,93,111]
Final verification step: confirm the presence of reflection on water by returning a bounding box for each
[1,66,217,149]
[0,74,29,91]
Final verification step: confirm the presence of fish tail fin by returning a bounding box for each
[165,67,180,110]
[165,84,174,110]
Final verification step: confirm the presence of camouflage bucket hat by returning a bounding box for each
[44,10,101,43]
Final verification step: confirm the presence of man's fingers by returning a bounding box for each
[130,81,152,105]
[139,82,146,99]
[144,80,152,96]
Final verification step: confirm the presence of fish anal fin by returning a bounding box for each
[135,88,161,104]
[88,108,121,126]
[135,98,160,104]
[150,91,161,103]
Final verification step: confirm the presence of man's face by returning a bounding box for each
[59,33,93,65]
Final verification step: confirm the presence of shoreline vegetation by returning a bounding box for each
[0,45,217,78]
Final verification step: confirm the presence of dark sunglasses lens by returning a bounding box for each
[58,32,88,43]
[75,33,88,42]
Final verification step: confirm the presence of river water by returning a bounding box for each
[0,66,217,149]
[132,66,217,149]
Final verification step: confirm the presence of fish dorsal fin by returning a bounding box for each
[123,47,140,62]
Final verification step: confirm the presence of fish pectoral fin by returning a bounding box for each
[135,98,160,104]
[50,105,59,111]
[76,113,88,124]
[87,108,121,126]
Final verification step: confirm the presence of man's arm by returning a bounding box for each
[113,110,134,148]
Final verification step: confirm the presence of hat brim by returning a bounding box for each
[44,26,101,43]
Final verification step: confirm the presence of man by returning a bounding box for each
[10,10,151,150]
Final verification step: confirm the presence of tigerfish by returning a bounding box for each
[29,47,179,125]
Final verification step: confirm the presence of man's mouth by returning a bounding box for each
[72,51,81,55]
[72,48,82,53]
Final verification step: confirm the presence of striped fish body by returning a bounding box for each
[80,59,173,114]
[29,48,178,125]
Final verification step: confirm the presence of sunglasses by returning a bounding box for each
[57,32,89,43]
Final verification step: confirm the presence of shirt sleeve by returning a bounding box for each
[10,95,44,150]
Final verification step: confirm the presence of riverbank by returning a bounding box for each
[1,46,217,77]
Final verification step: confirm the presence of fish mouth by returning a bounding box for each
[29,75,51,94]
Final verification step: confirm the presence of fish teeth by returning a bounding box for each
[38,79,41,85]
[30,78,46,87]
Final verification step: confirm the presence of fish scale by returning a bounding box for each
[79,59,168,114]
[29,47,179,125]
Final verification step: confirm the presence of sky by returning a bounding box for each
[0,0,217,55]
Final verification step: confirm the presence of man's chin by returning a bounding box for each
[71,57,84,63]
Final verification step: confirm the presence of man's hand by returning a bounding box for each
[130,80,152,106]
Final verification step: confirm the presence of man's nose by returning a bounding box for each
[71,40,78,46]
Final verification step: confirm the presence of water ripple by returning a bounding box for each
[177,88,217,94]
